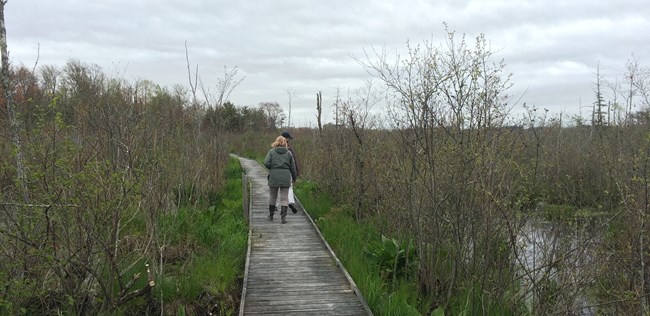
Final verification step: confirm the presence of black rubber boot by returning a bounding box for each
[281,206,288,224]
[268,205,276,221]
[289,203,298,214]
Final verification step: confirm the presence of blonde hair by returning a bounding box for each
[271,136,288,148]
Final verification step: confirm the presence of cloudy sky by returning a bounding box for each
[6,0,649,126]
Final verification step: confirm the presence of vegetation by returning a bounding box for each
[155,158,248,315]
[0,49,261,313]
[2,3,650,313]
[235,29,650,315]
[296,181,424,315]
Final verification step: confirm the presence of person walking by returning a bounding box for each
[282,131,300,213]
[264,136,297,224]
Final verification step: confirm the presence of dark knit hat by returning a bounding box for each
[281,131,293,139]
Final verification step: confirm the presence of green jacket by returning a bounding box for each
[264,147,297,187]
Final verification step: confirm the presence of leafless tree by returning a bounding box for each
[286,88,293,127]
[185,41,199,107]
[215,66,244,108]
[316,91,322,133]
[340,80,380,221]
[357,26,598,313]
[1,0,29,203]
[334,87,342,127]
[259,101,285,128]
[593,62,608,127]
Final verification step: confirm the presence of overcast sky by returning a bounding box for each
[6,0,649,126]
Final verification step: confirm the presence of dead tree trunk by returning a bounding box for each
[0,0,29,202]
[316,91,322,134]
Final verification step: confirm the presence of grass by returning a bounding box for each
[294,181,424,316]
[540,203,609,221]
[153,157,248,315]
[295,180,530,316]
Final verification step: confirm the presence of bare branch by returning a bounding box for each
[185,40,198,105]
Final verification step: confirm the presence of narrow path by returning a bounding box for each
[237,156,372,316]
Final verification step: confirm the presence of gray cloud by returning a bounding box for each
[6,0,650,126]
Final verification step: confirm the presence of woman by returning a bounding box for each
[281,131,300,213]
[264,136,297,224]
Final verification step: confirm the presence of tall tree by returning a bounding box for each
[286,88,293,128]
[1,0,28,202]
[593,62,608,127]
[316,91,322,133]
[259,101,285,128]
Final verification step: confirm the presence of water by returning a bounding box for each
[517,217,603,315]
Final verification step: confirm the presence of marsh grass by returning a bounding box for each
[295,180,424,315]
[154,157,247,315]
[295,179,528,315]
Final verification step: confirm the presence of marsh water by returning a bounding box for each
[518,216,604,315]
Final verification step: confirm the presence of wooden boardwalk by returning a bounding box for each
[237,156,372,316]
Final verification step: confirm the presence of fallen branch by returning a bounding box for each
[117,280,155,306]
[0,202,80,208]
[116,263,155,306]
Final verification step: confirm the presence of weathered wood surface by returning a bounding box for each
[237,156,372,316]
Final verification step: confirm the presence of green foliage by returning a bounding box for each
[3,27,650,315]
[154,157,247,314]
[203,101,276,133]
[174,184,199,207]
[229,129,279,161]
[363,234,417,280]
[540,203,607,220]
[294,181,332,219]
[542,204,577,220]
[296,181,424,315]
[224,157,244,180]
[431,307,446,316]
[1,58,280,314]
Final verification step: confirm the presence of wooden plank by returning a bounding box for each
[245,287,354,295]
[245,302,367,314]
[242,172,249,225]
[245,310,367,316]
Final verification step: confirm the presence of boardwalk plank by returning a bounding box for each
[237,156,372,315]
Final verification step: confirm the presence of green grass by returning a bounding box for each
[294,181,423,316]
[295,180,532,316]
[540,203,609,220]
[154,157,248,314]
